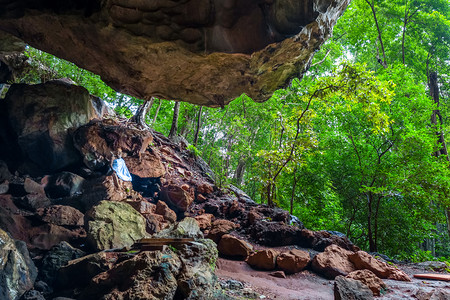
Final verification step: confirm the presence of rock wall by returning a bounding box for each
[0,0,350,106]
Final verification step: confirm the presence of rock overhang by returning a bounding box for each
[0,0,350,106]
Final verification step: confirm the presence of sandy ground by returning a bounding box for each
[216,258,450,300]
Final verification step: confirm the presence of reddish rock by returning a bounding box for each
[346,270,387,296]
[124,152,165,178]
[196,194,207,203]
[181,184,190,192]
[20,193,51,210]
[155,200,177,223]
[197,183,213,195]
[126,200,156,214]
[348,251,411,281]
[29,224,86,250]
[194,214,214,230]
[143,213,166,234]
[311,244,356,279]
[227,200,245,217]
[277,249,310,274]
[217,234,253,259]
[247,210,262,225]
[246,249,279,271]
[160,184,194,212]
[36,205,84,226]
[73,119,153,171]
[269,271,286,278]
[42,172,85,199]
[206,219,239,243]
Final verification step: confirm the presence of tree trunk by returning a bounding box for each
[151,99,162,125]
[290,168,298,215]
[193,106,203,146]
[131,97,154,127]
[168,101,180,139]
[428,71,450,241]
[233,158,246,187]
[365,0,387,67]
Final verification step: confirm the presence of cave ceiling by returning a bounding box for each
[0,0,350,106]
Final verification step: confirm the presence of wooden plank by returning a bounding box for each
[413,274,450,281]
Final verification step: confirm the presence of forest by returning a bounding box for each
[13,0,450,262]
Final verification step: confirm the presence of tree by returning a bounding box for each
[168,101,180,139]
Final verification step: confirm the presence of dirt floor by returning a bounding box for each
[216,258,450,300]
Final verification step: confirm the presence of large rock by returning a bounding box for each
[217,234,254,259]
[124,152,166,178]
[86,200,147,250]
[36,205,84,226]
[346,270,387,296]
[348,251,410,281]
[0,229,37,300]
[276,249,310,274]
[246,249,278,271]
[0,0,350,106]
[38,241,85,285]
[73,119,153,171]
[154,217,203,239]
[206,219,239,243]
[334,275,374,300]
[311,244,356,279]
[42,172,85,199]
[79,250,182,300]
[160,184,194,212]
[3,81,106,175]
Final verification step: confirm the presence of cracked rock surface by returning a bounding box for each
[0,0,349,106]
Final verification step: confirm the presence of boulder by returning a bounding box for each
[0,228,37,300]
[194,214,214,230]
[176,239,222,299]
[160,183,194,212]
[346,270,387,296]
[142,213,166,234]
[334,275,374,300]
[36,205,84,226]
[197,182,214,195]
[3,81,105,175]
[247,210,263,225]
[57,251,123,289]
[311,244,356,279]
[154,217,203,239]
[155,200,177,223]
[73,119,153,171]
[38,241,85,285]
[124,152,166,178]
[79,250,181,300]
[86,200,147,251]
[126,200,156,214]
[246,249,278,271]
[206,219,239,243]
[42,172,85,199]
[348,251,411,281]
[28,223,86,250]
[16,194,51,211]
[276,249,310,274]
[23,177,45,195]
[299,229,359,252]
[249,220,302,246]
[217,234,254,259]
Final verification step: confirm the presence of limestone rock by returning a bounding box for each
[0,229,37,300]
[176,239,221,299]
[126,199,156,214]
[334,275,374,300]
[246,249,278,271]
[36,205,84,226]
[311,244,356,279]
[346,270,387,296]
[3,81,104,175]
[38,241,85,285]
[79,250,181,300]
[154,217,203,239]
[143,213,167,234]
[86,200,147,250]
[277,249,310,274]
[348,251,411,281]
[0,0,350,106]
[217,234,254,259]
